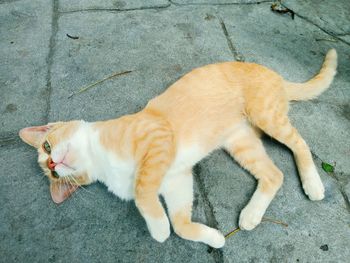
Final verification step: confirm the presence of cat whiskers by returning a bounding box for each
[64,176,92,205]
[32,170,46,178]
[39,171,49,181]
[68,174,95,196]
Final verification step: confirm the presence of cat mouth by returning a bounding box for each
[48,159,75,179]
[47,149,75,174]
[48,159,72,171]
[51,171,59,178]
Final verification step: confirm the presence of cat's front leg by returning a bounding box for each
[161,170,225,248]
[134,163,171,243]
[133,125,175,243]
[135,193,170,242]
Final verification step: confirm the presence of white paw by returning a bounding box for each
[239,206,263,231]
[146,215,170,243]
[202,226,225,248]
[302,168,325,201]
[303,177,325,201]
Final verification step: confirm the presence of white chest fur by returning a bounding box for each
[86,129,136,200]
[89,151,134,200]
[100,155,136,200]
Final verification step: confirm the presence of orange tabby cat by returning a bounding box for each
[19,49,337,248]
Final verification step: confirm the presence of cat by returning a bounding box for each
[19,49,337,248]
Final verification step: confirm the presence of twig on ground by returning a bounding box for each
[225,227,241,239]
[224,217,288,240]
[66,33,79,40]
[68,70,133,98]
[262,217,289,227]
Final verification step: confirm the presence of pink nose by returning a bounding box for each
[48,159,56,171]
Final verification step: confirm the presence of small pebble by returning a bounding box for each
[320,244,329,251]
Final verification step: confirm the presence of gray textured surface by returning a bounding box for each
[1,0,350,262]
[0,0,52,135]
[283,0,350,36]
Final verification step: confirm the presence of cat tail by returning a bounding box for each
[284,49,337,101]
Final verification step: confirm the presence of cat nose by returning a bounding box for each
[48,158,56,171]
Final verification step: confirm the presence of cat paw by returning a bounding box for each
[146,215,170,243]
[302,168,325,201]
[202,227,225,248]
[303,177,325,201]
[239,206,263,231]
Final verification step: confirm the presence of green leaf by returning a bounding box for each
[322,162,334,173]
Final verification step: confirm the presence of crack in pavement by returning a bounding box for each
[280,3,350,47]
[193,164,224,263]
[311,151,350,214]
[0,130,24,147]
[59,0,273,14]
[169,0,273,6]
[0,134,21,147]
[44,0,59,124]
[218,17,245,62]
[59,4,171,14]
[335,33,350,37]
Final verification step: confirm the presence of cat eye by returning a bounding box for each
[52,171,59,178]
[43,141,51,154]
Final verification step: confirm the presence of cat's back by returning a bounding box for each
[144,62,255,146]
[147,61,277,107]
[146,61,278,116]
[143,61,282,158]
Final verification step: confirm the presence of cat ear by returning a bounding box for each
[50,180,78,204]
[19,124,54,148]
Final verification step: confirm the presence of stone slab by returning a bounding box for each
[0,0,52,135]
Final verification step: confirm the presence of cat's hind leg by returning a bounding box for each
[224,122,284,230]
[161,170,225,248]
[247,101,325,201]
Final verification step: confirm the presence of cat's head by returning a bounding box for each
[19,121,93,204]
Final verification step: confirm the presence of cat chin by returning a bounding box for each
[55,165,76,178]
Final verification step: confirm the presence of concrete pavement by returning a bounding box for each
[1,0,349,262]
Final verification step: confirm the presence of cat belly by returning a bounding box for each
[169,145,205,173]
[160,144,205,194]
